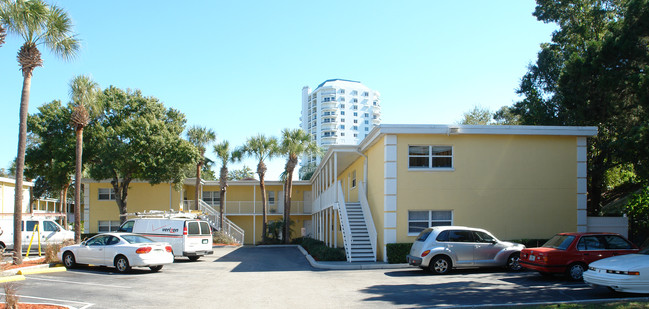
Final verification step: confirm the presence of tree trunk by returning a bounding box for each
[258,162,268,243]
[219,166,228,230]
[13,73,33,265]
[194,161,202,211]
[74,128,83,243]
[112,177,131,224]
[283,158,297,244]
[61,184,69,225]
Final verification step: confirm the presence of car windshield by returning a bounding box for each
[542,235,575,250]
[120,234,154,244]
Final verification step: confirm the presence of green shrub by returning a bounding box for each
[292,237,346,261]
[508,239,550,248]
[626,187,649,245]
[386,243,412,264]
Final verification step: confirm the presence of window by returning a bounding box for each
[187,221,200,235]
[118,220,134,233]
[602,235,633,249]
[364,127,369,131]
[199,221,211,235]
[340,125,345,130]
[98,220,121,232]
[341,118,345,122]
[353,112,358,117]
[364,120,369,124]
[373,101,378,106]
[42,221,59,232]
[340,98,345,102]
[364,113,369,118]
[472,231,496,243]
[341,133,345,136]
[203,191,220,206]
[339,89,345,94]
[268,191,275,204]
[352,98,358,103]
[98,188,115,200]
[408,146,453,169]
[351,170,356,188]
[408,210,453,235]
[448,230,474,242]
[362,91,369,96]
[351,90,357,95]
[353,126,358,130]
[341,111,345,115]
[353,133,358,137]
[23,221,38,232]
[577,236,605,250]
[353,119,358,124]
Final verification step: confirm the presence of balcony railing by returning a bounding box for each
[203,201,313,215]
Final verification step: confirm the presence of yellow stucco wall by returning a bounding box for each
[88,182,182,232]
[394,134,578,243]
[365,136,387,259]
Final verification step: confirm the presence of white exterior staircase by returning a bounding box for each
[344,202,375,262]
[196,200,245,245]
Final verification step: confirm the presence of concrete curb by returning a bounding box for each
[0,274,25,283]
[257,244,411,270]
[18,266,66,275]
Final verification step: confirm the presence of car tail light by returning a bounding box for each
[165,245,172,253]
[421,250,431,257]
[136,247,152,254]
[183,226,188,235]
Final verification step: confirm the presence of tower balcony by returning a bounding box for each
[321,122,338,130]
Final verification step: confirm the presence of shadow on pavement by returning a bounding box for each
[212,246,317,272]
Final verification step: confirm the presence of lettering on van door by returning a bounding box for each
[152,225,179,233]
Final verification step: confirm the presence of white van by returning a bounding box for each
[117,217,213,261]
[0,218,74,251]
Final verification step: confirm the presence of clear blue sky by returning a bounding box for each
[0,1,556,180]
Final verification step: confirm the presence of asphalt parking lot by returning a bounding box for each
[3,246,649,308]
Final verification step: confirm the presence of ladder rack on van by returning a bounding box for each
[125,210,198,219]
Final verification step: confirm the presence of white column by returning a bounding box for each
[577,137,588,232]
[334,209,338,248]
[383,134,398,262]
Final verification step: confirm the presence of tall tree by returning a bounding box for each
[69,75,100,243]
[3,0,79,264]
[0,0,7,48]
[86,87,199,223]
[213,141,238,229]
[279,128,319,243]
[512,0,649,215]
[186,126,216,211]
[25,100,75,226]
[229,165,255,180]
[235,135,279,242]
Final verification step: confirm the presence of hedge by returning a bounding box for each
[386,243,412,264]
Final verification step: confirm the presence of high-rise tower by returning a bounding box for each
[300,79,381,166]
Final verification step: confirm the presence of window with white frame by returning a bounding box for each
[408,145,453,169]
[341,111,345,115]
[203,191,220,206]
[98,188,116,200]
[408,210,453,235]
[98,220,121,232]
[268,191,275,204]
[351,90,357,95]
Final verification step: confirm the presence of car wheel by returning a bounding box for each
[566,263,586,281]
[428,256,451,275]
[188,256,200,262]
[149,265,163,272]
[114,255,131,273]
[506,253,522,271]
[63,252,76,269]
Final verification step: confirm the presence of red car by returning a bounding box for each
[520,232,638,280]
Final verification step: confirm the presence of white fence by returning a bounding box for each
[587,216,629,238]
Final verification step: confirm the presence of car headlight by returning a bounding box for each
[606,270,640,275]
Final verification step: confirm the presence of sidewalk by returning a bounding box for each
[257,244,411,270]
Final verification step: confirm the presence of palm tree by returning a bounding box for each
[280,129,319,243]
[69,75,99,243]
[4,0,79,264]
[213,141,239,229]
[186,126,216,211]
[236,135,279,243]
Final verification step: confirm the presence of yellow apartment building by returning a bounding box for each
[83,124,598,262]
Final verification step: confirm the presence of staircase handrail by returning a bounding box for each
[197,200,245,245]
[335,181,353,261]
[358,181,377,261]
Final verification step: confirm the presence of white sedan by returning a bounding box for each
[58,232,174,273]
[583,246,649,293]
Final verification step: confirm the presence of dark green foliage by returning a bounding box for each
[292,237,346,261]
[507,239,551,248]
[513,0,649,215]
[625,187,649,245]
[386,243,412,264]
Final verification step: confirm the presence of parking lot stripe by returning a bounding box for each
[0,292,93,308]
[29,276,130,288]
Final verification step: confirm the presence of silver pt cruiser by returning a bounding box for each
[407,226,525,274]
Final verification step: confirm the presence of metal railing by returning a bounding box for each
[223,201,311,215]
[186,200,245,245]
[358,182,377,260]
[335,181,353,262]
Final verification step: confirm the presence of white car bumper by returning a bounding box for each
[584,270,649,294]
